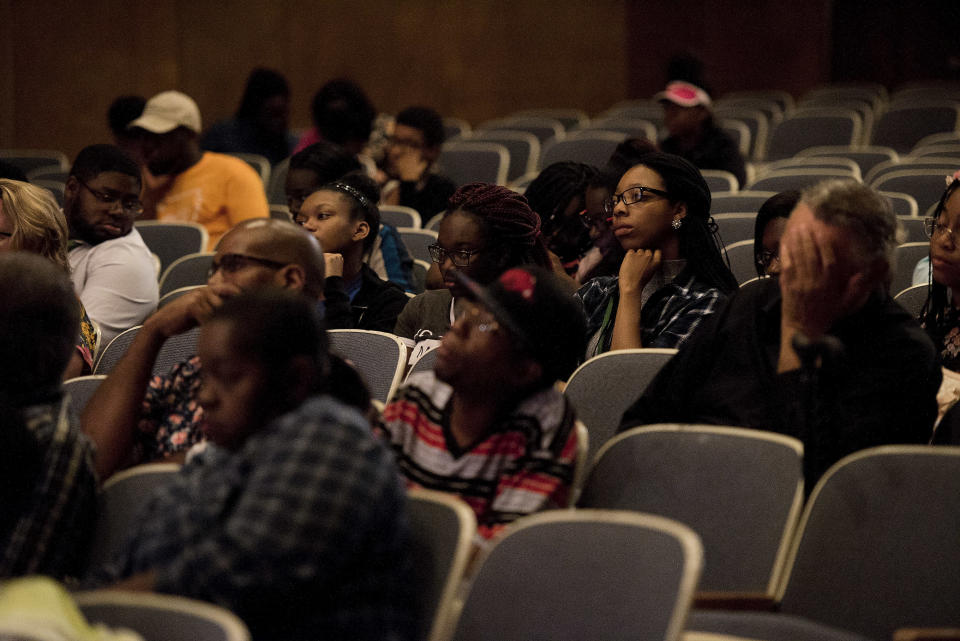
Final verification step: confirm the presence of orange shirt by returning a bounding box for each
[153,152,268,249]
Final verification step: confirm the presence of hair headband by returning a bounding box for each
[327,181,372,210]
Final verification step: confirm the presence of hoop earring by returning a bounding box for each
[672,217,682,230]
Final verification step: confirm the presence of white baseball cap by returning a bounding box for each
[128,90,202,134]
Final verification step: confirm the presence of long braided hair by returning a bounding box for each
[919,177,960,332]
[445,182,552,280]
[523,162,599,264]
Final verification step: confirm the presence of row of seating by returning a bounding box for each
[77,437,960,641]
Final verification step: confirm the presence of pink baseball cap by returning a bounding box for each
[655,81,712,108]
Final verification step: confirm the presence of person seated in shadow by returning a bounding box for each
[621,180,940,486]
[524,161,599,278]
[0,252,97,580]
[65,144,158,346]
[393,182,553,365]
[285,142,414,291]
[88,289,415,641]
[0,179,97,377]
[657,80,746,188]
[576,152,738,356]
[81,218,369,480]
[380,265,586,542]
[294,79,376,169]
[107,95,146,164]
[202,68,296,165]
[295,172,408,331]
[753,190,800,277]
[379,106,456,221]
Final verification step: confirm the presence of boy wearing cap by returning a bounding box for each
[379,266,587,540]
[130,90,269,250]
[657,80,746,188]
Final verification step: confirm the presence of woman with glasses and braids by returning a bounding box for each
[393,182,553,363]
[920,177,960,373]
[576,152,737,356]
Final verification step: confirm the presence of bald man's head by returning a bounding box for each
[219,219,326,299]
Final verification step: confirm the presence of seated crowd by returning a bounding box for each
[1,73,956,639]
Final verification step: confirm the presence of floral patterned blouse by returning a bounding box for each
[925,304,960,372]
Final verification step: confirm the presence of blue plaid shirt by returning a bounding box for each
[92,395,415,641]
[576,270,727,356]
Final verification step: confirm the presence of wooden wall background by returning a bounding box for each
[1,0,956,161]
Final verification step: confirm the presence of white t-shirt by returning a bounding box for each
[69,227,159,347]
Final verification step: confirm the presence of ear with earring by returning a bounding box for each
[671,217,682,230]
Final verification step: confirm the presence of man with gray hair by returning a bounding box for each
[620,180,941,485]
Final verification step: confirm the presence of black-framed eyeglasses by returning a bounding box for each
[428,244,484,267]
[78,179,143,216]
[925,216,957,241]
[578,209,609,230]
[757,250,780,269]
[602,186,671,216]
[207,253,289,278]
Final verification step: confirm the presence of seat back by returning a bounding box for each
[579,424,804,594]
[405,258,427,295]
[724,239,759,284]
[158,285,204,309]
[578,118,658,142]
[747,170,858,193]
[897,216,927,243]
[406,346,440,381]
[158,252,214,297]
[871,104,960,153]
[380,205,422,229]
[466,130,540,181]
[894,283,929,317]
[135,222,209,275]
[718,119,752,158]
[765,110,862,160]
[225,152,270,184]
[477,116,565,144]
[711,191,777,215]
[881,191,919,217]
[452,510,702,641]
[266,157,289,205]
[0,149,70,173]
[94,326,201,376]
[436,142,510,186]
[63,375,107,419]
[892,242,930,295]
[509,109,588,131]
[74,591,249,641]
[702,170,740,193]
[396,227,438,264]
[539,131,626,170]
[713,214,757,247]
[795,145,899,177]
[712,108,770,160]
[86,463,181,571]
[871,170,959,214]
[778,446,960,639]
[327,329,406,403]
[406,489,476,641]
[563,348,677,452]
